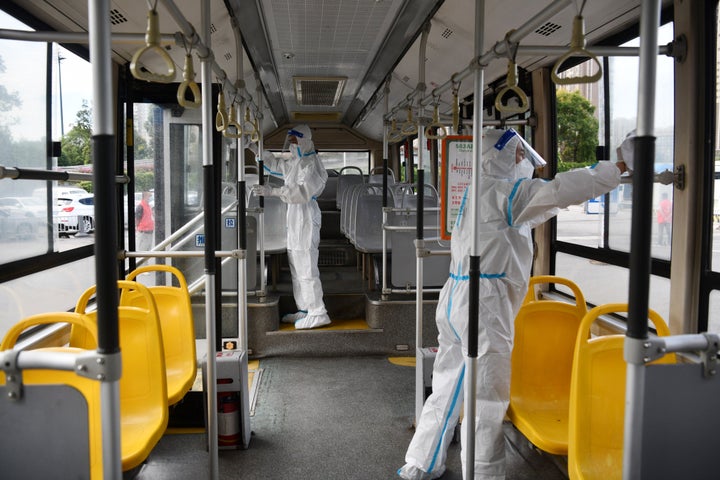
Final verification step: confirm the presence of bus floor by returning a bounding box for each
[135,356,567,480]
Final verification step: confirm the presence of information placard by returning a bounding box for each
[440,136,473,240]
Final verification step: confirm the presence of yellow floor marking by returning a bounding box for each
[278,317,370,332]
[388,356,416,367]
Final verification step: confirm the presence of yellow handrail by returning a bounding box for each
[551,15,602,85]
[130,9,176,83]
[242,107,260,143]
[424,103,448,140]
[387,118,404,143]
[176,54,201,108]
[451,77,460,133]
[400,105,418,136]
[494,60,529,114]
[215,89,227,132]
[223,103,242,139]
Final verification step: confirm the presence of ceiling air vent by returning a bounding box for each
[109,8,128,25]
[294,77,346,107]
[534,22,562,37]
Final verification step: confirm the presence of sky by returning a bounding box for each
[0,10,93,142]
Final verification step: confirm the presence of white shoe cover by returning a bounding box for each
[397,464,445,480]
[281,311,307,323]
[294,313,331,330]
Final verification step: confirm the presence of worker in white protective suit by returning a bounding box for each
[398,128,630,480]
[250,125,331,329]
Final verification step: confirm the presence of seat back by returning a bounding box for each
[352,189,385,253]
[336,166,365,210]
[74,281,168,472]
[0,312,101,479]
[568,304,675,480]
[125,265,196,405]
[506,276,587,455]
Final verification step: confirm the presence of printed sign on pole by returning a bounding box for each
[440,136,473,240]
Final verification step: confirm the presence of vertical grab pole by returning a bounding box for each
[256,81,267,300]
[233,19,248,356]
[382,81,390,299]
[200,0,219,477]
[465,1,485,478]
[88,1,122,478]
[414,22,431,424]
[623,0,661,478]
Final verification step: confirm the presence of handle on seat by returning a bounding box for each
[126,264,189,292]
[0,312,97,350]
[177,54,201,108]
[551,16,603,86]
[339,166,364,176]
[524,275,586,309]
[130,9,176,83]
[76,281,157,315]
[578,303,672,341]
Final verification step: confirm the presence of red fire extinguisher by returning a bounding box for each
[217,391,240,446]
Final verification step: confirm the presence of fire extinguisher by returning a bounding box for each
[217,391,240,446]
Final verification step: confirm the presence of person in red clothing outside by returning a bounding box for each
[135,190,155,252]
[657,192,672,246]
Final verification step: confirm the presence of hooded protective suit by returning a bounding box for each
[399,129,622,480]
[253,124,331,329]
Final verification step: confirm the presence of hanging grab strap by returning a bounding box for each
[551,15,602,85]
[243,107,260,143]
[451,76,461,134]
[425,99,448,140]
[494,34,529,115]
[215,88,227,132]
[130,8,176,83]
[387,118,404,143]
[400,105,418,136]
[223,103,243,139]
[177,50,201,108]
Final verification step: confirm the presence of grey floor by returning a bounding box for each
[135,356,567,480]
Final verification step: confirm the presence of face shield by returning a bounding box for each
[282,128,304,152]
[493,129,547,169]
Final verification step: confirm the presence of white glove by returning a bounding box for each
[247,142,258,155]
[252,184,276,197]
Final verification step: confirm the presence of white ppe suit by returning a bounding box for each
[253,125,331,329]
[399,129,623,479]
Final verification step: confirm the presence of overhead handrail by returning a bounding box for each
[242,107,260,143]
[215,87,227,132]
[176,36,201,108]
[494,33,530,114]
[424,97,448,140]
[387,118,404,143]
[400,105,418,136]
[451,76,461,133]
[551,15,602,85]
[130,6,176,83]
[222,102,243,139]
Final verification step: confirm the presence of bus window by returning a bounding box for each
[555,252,671,322]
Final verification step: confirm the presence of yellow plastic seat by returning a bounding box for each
[507,275,587,455]
[73,281,168,472]
[568,304,676,480]
[0,312,102,479]
[125,265,197,405]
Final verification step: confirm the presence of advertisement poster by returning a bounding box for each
[440,136,473,240]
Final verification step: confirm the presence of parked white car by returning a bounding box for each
[55,195,94,236]
[0,197,48,239]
